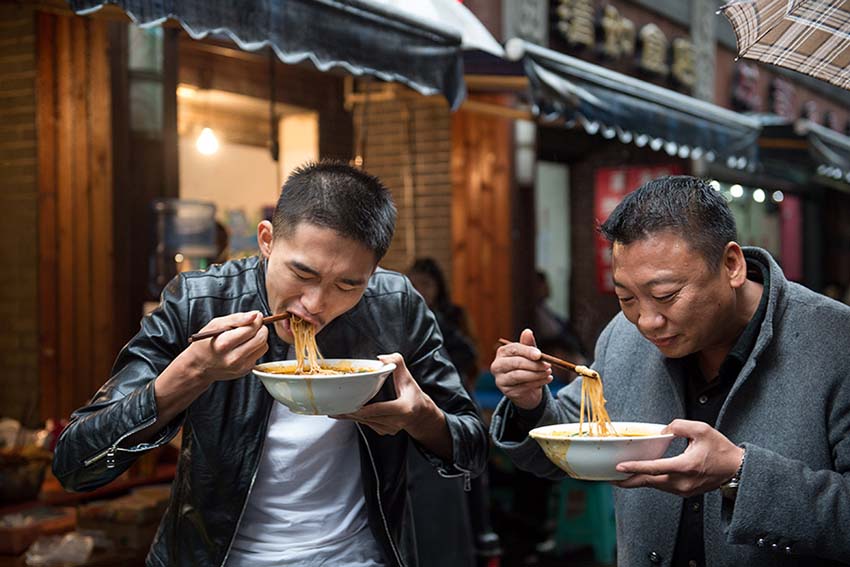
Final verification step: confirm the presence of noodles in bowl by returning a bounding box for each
[254,314,394,414]
[254,359,395,415]
[529,422,675,480]
[530,366,674,480]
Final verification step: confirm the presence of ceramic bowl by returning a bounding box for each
[529,422,675,481]
[253,359,395,415]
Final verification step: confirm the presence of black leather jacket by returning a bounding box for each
[52,256,488,567]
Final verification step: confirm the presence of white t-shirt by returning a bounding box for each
[226,400,386,566]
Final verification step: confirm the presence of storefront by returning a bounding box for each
[504,39,763,350]
[2,0,472,424]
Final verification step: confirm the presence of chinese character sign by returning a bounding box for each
[594,165,683,293]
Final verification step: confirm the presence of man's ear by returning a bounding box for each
[724,242,747,288]
[257,220,274,258]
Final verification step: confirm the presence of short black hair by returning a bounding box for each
[599,176,738,268]
[272,161,397,261]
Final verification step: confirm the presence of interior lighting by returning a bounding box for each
[753,188,765,203]
[196,127,219,155]
[730,184,744,198]
[772,191,785,203]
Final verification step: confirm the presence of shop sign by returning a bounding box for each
[594,165,684,293]
[555,0,596,49]
[600,5,635,59]
[638,23,669,76]
[553,1,697,91]
[769,77,796,120]
[671,38,696,89]
[731,62,761,112]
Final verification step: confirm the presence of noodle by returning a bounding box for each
[575,365,616,437]
[290,315,329,374]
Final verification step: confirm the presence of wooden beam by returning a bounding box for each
[464,74,529,92]
[459,99,533,121]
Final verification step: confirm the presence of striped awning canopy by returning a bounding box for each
[68,0,468,108]
[506,39,762,169]
[720,0,850,90]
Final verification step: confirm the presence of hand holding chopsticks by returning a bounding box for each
[497,338,599,379]
[189,312,290,343]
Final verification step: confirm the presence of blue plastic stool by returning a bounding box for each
[553,477,617,564]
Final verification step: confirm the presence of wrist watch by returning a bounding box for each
[720,446,746,500]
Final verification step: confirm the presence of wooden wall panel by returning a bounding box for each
[451,97,514,369]
[37,11,114,420]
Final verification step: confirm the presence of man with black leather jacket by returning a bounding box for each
[52,161,489,567]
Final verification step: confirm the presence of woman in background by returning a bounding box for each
[407,258,498,567]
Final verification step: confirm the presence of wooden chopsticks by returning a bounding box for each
[497,338,599,379]
[189,312,291,343]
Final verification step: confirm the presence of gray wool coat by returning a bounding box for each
[491,247,850,566]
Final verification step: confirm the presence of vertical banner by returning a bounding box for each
[780,193,803,282]
[594,165,683,293]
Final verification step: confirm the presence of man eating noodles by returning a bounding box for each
[490,176,850,567]
[53,161,488,567]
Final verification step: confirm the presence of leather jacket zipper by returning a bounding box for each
[357,424,405,567]
[82,417,157,468]
[437,464,472,492]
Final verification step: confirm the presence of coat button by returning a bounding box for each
[771,543,779,551]
[649,551,661,564]
[756,538,766,547]
[785,546,792,555]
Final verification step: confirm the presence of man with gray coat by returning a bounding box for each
[490,176,850,566]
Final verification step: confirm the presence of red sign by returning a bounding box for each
[594,165,683,293]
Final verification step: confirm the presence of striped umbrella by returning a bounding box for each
[719,0,850,90]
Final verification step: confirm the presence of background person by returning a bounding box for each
[53,161,488,567]
[490,176,850,567]
[406,257,497,567]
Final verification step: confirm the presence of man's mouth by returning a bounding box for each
[280,310,321,330]
[649,335,677,348]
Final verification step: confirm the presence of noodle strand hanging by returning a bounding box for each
[574,365,616,436]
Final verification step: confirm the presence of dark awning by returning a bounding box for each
[69,0,466,109]
[505,39,762,169]
[760,116,850,186]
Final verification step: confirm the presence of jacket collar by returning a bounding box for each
[716,247,789,428]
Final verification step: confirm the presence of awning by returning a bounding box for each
[760,116,850,185]
[68,0,467,109]
[505,39,762,169]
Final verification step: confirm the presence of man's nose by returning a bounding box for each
[301,286,326,315]
[637,306,665,334]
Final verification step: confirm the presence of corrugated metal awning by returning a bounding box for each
[760,116,850,185]
[69,0,467,109]
[506,39,762,169]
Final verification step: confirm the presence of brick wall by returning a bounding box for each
[0,5,38,425]
[353,88,454,280]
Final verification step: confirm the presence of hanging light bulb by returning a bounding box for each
[196,127,219,155]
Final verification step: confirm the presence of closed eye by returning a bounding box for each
[617,296,634,304]
[653,292,677,302]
